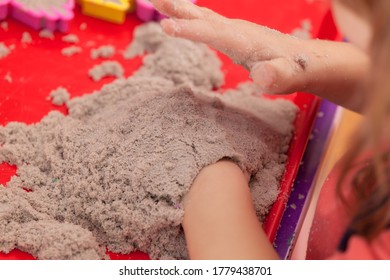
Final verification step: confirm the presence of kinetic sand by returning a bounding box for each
[39,29,54,40]
[88,61,124,81]
[91,45,115,59]
[21,32,33,44]
[0,42,11,59]
[49,87,71,106]
[0,23,298,260]
[61,46,82,57]
[62,34,79,44]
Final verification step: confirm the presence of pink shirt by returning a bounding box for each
[306,151,390,260]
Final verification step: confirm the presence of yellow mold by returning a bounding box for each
[79,0,134,24]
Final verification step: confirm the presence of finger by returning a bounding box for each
[161,18,251,63]
[250,58,308,94]
[161,18,216,41]
[150,0,203,20]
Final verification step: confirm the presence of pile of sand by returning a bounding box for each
[0,23,298,260]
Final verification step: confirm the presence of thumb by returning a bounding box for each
[250,56,309,95]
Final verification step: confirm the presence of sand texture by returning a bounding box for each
[61,46,82,57]
[88,61,124,82]
[0,23,298,260]
[1,21,8,31]
[39,29,54,40]
[0,42,11,59]
[62,34,79,44]
[49,87,70,106]
[21,32,33,44]
[91,45,115,59]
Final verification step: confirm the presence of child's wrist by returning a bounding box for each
[183,159,249,209]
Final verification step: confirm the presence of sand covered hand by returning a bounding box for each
[151,0,370,112]
[151,0,314,95]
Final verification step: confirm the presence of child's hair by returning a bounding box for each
[336,0,390,239]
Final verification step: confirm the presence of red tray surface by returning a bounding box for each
[0,0,333,259]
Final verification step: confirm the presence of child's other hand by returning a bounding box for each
[151,0,311,95]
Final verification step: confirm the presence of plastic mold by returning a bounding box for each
[136,0,196,22]
[0,0,75,32]
[0,0,11,20]
[79,0,133,24]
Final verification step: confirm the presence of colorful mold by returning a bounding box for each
[79,0,133,24]
[0,0,11,20]
[0,0,75,32]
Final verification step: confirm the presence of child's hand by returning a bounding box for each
[151,0,370,112]
[151,0,312,95]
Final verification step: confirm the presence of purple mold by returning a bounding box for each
[135,0,154,22]
[136,0,197,22]
[0,0,75,32]
[0,0,11,20]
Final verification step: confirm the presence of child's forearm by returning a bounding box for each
[182,160,279,260]
[291,39,370,112]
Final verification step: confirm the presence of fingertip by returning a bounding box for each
[250,62,278,94]
[160,18,182,36]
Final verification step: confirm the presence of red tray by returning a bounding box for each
[0,0,333,259]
